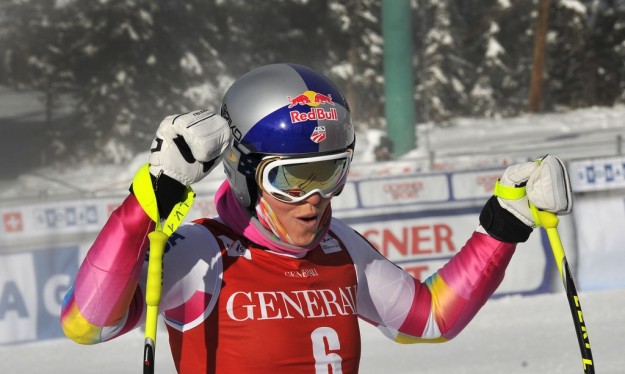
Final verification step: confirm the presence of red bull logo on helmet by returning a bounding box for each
[287,90,338,124]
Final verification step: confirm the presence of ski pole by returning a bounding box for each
[134,164,195,374]
[143,188,194,373]
[531,205,595,374]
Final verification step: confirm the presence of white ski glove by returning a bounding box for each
[497,155,573,227]
[148,110,231,186]
[480,155,572,243]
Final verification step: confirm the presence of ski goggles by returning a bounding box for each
[256,150,352,203]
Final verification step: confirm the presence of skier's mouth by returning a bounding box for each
[297,215,318,226]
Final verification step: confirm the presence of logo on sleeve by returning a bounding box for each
[320,236,342,254]
[219,236,252,260]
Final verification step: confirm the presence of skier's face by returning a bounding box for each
[260,190,331,247]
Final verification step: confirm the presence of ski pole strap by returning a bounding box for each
[162,187,195,236]
[133,163,160,223]
[132,163,196,232]
[493,179,526,200]
[493,178,559,229]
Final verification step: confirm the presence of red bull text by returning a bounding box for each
[287,91,338,124]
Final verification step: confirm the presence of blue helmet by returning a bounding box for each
[221,63,355,209]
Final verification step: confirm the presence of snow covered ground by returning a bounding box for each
[1,288,623,373]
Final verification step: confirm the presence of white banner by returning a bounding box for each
[569,156,625,191]
[0,198,122,245]
[357,175,449,207]
[0,247,78,345]
[573,189,625,290]
[451,169,502,200]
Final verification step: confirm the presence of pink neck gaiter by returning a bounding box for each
[214,181,331,255]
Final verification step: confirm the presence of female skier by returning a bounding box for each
[61,63,571,373]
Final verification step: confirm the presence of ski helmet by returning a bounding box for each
[221,63,355,209]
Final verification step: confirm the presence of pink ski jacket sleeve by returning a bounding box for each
[330,219,516,343]
[61,194,153,344]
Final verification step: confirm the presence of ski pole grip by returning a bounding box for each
[146,230,168,306]
[530,203,559,229]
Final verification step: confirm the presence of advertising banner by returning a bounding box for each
[569,156,625,192]
[0,246,78,345]
[0,198,123,246]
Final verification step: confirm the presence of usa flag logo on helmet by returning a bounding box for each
[310,126,327,143]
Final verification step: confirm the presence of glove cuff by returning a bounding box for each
[479,196,533,243]
[151,173,187,218]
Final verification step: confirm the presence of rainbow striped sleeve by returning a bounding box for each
[61,194,153,344]
[395,231,516,343]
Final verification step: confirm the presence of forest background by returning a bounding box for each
[1,0,624,178]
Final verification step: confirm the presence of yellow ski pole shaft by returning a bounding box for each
[533,207,595,374]
[143,229,169,374]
